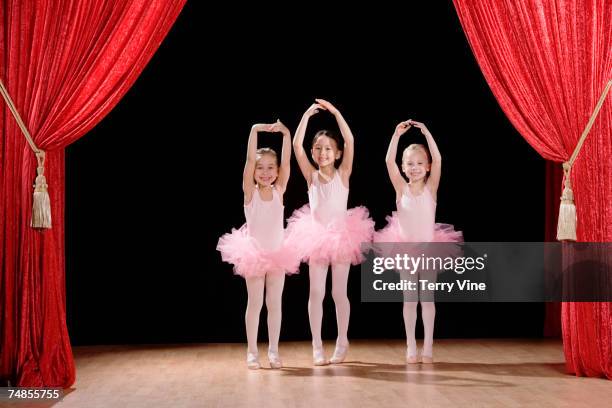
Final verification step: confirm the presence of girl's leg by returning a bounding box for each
[265,273,285,368]
[308,261,329,364]
[400,270,419,361]
[245,276,265,368]
[402,302,419,359]
[330,262,351,363]
[420,301,436,359]
[419,269,437,361]
[331,263,351,344]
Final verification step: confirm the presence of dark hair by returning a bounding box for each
[255,147,279,166]
[312,129,343,151]
[311,129,343,168]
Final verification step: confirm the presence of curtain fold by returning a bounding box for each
[1,0,186,387]
[544,161,562,338]
[453,0,611,378]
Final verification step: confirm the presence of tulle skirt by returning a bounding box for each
[372,212,464,264]
[373,212,463,244]
[217,225,301,278]
[285,205,375,265]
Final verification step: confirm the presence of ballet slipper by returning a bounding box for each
[313,347,329,366]
[406,349,421,364]
[420,350,434,364]
[247,352,261,370]
[330,343,349,364]
[268,350,283,369]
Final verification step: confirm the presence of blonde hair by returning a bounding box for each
[256,147,278,166]
[402,144,431,163]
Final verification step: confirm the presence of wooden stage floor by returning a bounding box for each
[21,339,611,408]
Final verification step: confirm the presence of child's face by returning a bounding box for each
[402,149,431,182]
[311,136,342,167]
[254,154,278,187]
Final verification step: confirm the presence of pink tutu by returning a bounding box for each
[217,225,301,278]
[285,205,375,265]
[373,212,463,261]
[374,212,463,243]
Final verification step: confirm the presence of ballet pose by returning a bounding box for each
[217,120,300,369]
[374,120,462,364]
[287,99,374,365]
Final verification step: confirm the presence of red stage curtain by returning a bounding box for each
[453,0,611,378]
[544,162,562,337]
[0,0,186,387]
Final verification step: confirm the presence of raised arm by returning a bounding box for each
[315,98,354,179]
[243,123,272,203]
[269,120,292,194]
[411,121,442,196]
[387,121,411,199]
[293,104,321,186]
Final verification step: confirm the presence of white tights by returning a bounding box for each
[401,270,436,357]
[402,301,436,357]
[245,274,285,355]
[308,261,351,349]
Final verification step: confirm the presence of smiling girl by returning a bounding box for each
[217,120,300,370]
[374,119,463,364]
[286,99,374,366]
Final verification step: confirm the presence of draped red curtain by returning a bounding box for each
[0,0,186,387]
[544,162,563,337]
[453,0,611,378]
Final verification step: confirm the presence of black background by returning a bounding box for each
[65,1,545,345]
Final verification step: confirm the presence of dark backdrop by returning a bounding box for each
[65,1,545,345]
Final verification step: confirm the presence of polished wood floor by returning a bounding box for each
[21,339,611,408]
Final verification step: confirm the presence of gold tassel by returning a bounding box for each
[31,151,51,229]
[556,162,576,241]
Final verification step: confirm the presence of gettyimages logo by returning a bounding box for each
[361,242,612,302]
[372,253,487,275]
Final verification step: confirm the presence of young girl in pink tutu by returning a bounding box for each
[287,99,375,365]
[375,120,462,364]
[217,120,300,370]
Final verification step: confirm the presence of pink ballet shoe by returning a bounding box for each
[313,347,329,366]
[246,352,260,370]
[330,343,349,364]
[420,349,434,364]
[406,349,421,364]
[268,350,283,369]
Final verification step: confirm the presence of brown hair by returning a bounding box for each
[312,130,343,168]
[312,130,343,151]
